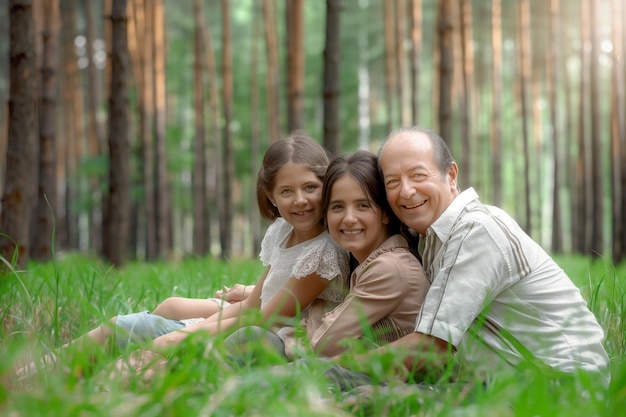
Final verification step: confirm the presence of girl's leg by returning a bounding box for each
[13,317,117,381]
[151,297,225,320]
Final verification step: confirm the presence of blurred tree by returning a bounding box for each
[517,0,532,235]
[103,0,130,266]
[32,0,60,262]
[410,0,422,126]
[611,0,625,263]
[322,0,341,155]
[356,0,370,151]
[0,0,38,269]
[201,2,220,256]
[263,0,280,142]
[128,0,157,260]
[490,0,502,207]
[548,0,562,254]
[250,0,262,257]
[588,0,602,258]
[383,0,395,132]
[436,0,453,144]
[575,0,591,254]
[192,0,208,256]
[396,0,409,126]
[286,0,304,132]
[153,0,171,257]
[221,0,234,260]
[84,0,104,254]
[57,0,81,252]
[458,0,472,191]
[0,3,7,204]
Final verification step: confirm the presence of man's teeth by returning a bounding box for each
[406,200,426,209]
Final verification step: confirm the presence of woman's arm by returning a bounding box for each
[311,260,405,356]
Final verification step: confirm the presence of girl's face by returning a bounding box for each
[268,162,324,242]
[326,174,389,263]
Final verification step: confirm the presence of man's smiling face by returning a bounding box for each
[379,132,458,235]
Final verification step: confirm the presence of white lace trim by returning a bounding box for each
[259,218,349,307]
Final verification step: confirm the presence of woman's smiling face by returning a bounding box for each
[326,174,389,263]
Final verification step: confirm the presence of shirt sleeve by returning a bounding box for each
[291,235,349,282]
[416,218,515,347]
[310,256,408,356]
[259,219,286,266]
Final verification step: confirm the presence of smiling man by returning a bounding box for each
[326,126,610,390]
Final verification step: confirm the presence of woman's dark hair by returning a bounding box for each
[256,131,330,221]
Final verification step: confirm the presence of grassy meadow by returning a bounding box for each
[1,252,625,416]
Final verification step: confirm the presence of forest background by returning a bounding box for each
[0,0,625,269]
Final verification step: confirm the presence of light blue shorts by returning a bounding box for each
[115,310,185,350]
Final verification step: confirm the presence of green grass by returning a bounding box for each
[1,253,625,416]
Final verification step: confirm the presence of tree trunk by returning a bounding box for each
[613,0,626,264]
[611,0,625,263]
[561,2,575,253]
[103,0,130,266]
[250,1,262,257]
[357,0,370,151]
[128,0,157,260]
[201,4,220,256]
[410,0,422,126]
[489,0,502,207]
[56,0,83,250]
[221,0,234,259]
[588,0,602,257]
[1,0,38,269]
[286,0,304,132]
[395,0,409,126]
[153,0,171,258]
[0,104,7,209]
[32,0,59,262]
[192,0,208,255]
[517,0,532,234]
[548,0,562,253]
[85,0,103,254]
[459,0,472,191]
[436,0,453,144]
[262,0,280,142]
[574,0,590,254]
[383,0,395,132]
[322,0,341,156]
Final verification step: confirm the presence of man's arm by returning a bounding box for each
[336,331,454,380]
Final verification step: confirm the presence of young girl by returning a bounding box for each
[224,150,429,363]
[145,133,349,350]
[15,133,349,381]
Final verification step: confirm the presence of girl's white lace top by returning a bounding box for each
[259,217,349,308]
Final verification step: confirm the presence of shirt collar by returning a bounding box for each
[427,187,479,242]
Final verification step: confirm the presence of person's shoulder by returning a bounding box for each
[362,239,422,276]
[308,230,344,251]
[266,217,292,238]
